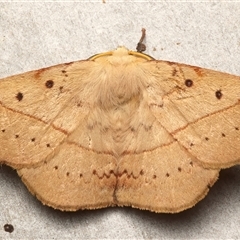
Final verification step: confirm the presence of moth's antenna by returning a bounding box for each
[136,28,146,53]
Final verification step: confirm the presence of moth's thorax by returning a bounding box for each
[87,47,153,109]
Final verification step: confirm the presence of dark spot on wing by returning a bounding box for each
[16,92,23,101]
[59,86,64,92]
[172,68,177,76]
[45,80,54,88]
[215,90,222,99]
[185,79,193,87]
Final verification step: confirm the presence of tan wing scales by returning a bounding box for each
[116,141,219,213]
[150,61,240,168]
[18,143,117,211]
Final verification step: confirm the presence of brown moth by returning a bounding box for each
[0,30,240,213]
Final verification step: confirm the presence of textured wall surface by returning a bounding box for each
[0,1,240,239]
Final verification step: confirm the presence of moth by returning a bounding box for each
[0,29,239,213]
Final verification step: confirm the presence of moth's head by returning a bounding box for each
[89,46,154,64]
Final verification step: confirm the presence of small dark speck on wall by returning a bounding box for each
[4,223,14,233]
